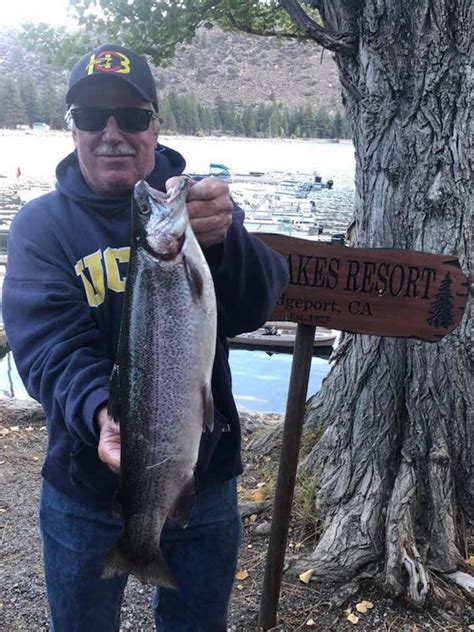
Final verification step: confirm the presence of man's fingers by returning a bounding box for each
[190,213,232,236]
[186,177,229,201]
[165,175,197,193]
[97,418,121,474]
[164,175,233,247]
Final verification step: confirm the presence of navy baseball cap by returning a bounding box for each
[66,44,158,110]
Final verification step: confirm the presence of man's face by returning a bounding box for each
[71,78,158,198]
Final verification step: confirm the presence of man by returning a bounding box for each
[2,44,289,631]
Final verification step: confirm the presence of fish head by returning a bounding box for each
[133,179,190,260]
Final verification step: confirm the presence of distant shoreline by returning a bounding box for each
[0,129,353,145]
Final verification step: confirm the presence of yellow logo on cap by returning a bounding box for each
[86,51,131,75]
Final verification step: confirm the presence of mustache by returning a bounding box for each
[94,143,137,157]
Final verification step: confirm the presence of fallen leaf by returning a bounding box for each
[10,426,20,432]
[298,569,314,584]
[306,619,316,627]
[468,625,474,631]
[235,570,249,581]
[347,613,359,624]
[236,584,244,591]
[466,556,474,567]
[250,489,265,502]
[247,544,253,549]
[0,428,8,437]
[248,514,257,524]
[355,600,374,613]
[257,482,266,488]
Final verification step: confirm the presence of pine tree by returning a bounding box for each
[314,105,332,138]
[215,96,236,134]
[167,89,182,129]
[50,84,68,129]
[0,77,27,128]
[198,105,214,135]
[159,96,177,133]
[427,273,454,328]
[333,111,343,139]
[20,74,39,126]
[242,106,257,137]
[268,103,283,138]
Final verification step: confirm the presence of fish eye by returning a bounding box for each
[139,203,150,215]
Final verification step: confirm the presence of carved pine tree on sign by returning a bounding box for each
[427,273,454,329]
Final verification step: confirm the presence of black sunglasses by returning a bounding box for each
[70,107,155,133]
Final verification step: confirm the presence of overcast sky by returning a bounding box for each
[0,0,75,28]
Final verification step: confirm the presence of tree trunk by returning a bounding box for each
[298,0,472,605]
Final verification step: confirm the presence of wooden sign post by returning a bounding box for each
[254,234,468,630]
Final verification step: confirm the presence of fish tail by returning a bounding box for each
[102,539,177,589]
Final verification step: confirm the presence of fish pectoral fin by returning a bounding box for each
[202,383,214,433]
[183,254,204,302]
[169,476,196,527]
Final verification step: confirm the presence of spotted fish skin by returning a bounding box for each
[102,179,216,588]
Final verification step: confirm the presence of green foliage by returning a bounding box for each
[0,74,67,130]
[16,2,336,138]
[0,63,350,136]
[159,91,351,140]
[19,23,103,68]
[0,77,28,128]
[292,466,320,536]
[20,75,39,125]
[19,1,313,67]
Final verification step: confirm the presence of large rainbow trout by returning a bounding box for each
[103,179,217,587]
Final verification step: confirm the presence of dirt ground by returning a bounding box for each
[0,401,472,631]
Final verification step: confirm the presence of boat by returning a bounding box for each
[228,322,337,354]
[189,163,334,191]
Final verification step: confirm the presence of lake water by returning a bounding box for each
[0,347,331,414]
[0,132,355,412]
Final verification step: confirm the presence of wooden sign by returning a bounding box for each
[254,233,468,341]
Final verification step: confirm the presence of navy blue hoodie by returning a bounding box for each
[3,145,289,506]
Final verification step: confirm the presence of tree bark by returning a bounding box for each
[295,0,472,605]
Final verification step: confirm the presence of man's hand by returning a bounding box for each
[96,405,121,474]
[166,176,233,248]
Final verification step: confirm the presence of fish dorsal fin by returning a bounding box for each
[183,254,203,302]
[202,383,214,433]
[169,475,196,527]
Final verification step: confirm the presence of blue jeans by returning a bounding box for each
[40,478,242,632]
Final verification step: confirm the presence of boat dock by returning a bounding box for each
[228,322,337,356]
